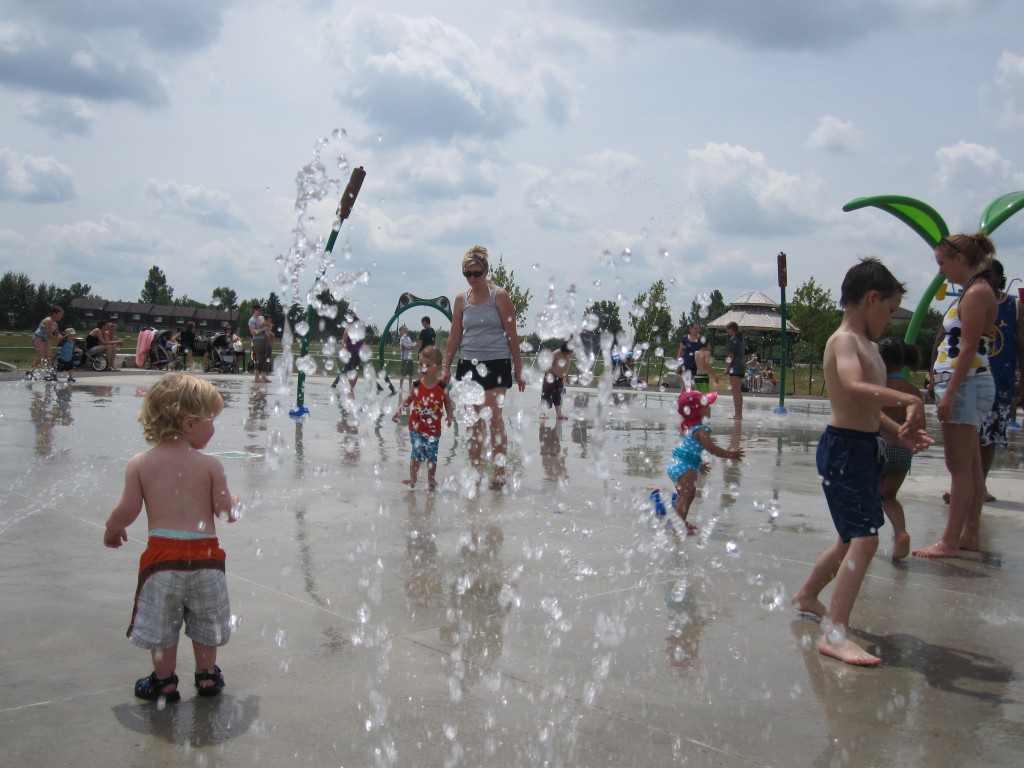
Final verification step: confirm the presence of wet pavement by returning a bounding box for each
[1,369,1022,767]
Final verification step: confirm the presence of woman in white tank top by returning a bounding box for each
[442,245,526,488]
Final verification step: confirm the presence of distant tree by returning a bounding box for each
[140,266,173,305]
[174,295,206,309]
[0,272,35,328]
[585,299,623,337]
[630,279,674,352]
[677,289,728,334]
[488,256,533,329]
[55,282,93,327]
[211,286,238,310]
[789,278,841,363]
[30,282,66,329]
[263,293,285,333]
[914,307,944,366]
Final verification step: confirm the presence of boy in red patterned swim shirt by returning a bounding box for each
[393,346,454,489]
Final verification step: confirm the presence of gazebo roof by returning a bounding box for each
[707,290,800,334]
[729,290,778,308]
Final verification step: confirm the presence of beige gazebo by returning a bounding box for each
[707,290,800,365]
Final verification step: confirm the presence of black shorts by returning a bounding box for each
[816,426,885,542]
[456,357,513,391]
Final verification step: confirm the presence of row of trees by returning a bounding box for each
[2,265,943,366]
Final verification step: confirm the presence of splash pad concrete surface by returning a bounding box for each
[1,369,1022,767]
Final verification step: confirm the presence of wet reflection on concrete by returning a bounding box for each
[1,374,1022,767]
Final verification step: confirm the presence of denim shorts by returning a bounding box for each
[933,372,995,428]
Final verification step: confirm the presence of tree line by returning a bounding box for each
[1,264,943,365]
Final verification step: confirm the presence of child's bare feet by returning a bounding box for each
[818,636,881,666]
[402,478,416,489]
[683,520,698,535]
[428,479,438,490]
[891,532,911,561]
[791,595,827,618]
[913,541,960,558]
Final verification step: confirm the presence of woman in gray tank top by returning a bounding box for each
[442,245,526,488]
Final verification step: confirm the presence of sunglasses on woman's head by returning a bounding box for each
[463,270,485,278]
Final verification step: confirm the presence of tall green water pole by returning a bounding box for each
[775,252,788,415]
[289,166,366,419]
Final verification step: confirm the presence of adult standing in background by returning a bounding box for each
[442,245,526,488]
[30,306,63,377]
[915,232,997,559]
[725,321,745,420]
[248,305,270,383]
[676,323,705,390]
[419,316,436,352]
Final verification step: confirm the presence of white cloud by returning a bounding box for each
[386,140,501,200]
[993,50,1024,128]
[806,115,862,154]
[325,10,524,145]
[144,180,250,230]
[0,148,75,203]
[20,96,96,136]
[684,142,830,236]
[545,0,999,51]
[935,141,1021,189]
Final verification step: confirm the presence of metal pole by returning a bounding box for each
[775,252,788,415]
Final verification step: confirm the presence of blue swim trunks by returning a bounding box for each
[817,425,885,542]
[409,429,440,464]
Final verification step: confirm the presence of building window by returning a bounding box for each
[154,316,163,323]
[132,314,140,320]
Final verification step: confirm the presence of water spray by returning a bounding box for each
[289,166,366,419]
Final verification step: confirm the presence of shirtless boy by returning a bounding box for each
[791,258,932,666]
[104,373,238,702]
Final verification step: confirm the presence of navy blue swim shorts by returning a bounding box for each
[816,425,885,542]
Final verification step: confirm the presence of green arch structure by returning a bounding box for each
[842,191,1024,350]
[330,292,452,393]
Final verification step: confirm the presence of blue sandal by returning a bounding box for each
[134,672,181,703]
[194,666,225,697]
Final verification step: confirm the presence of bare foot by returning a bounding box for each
[984,492,996,503]
[402,478,416,488]
[941,491,950,504]
[891,532,911,561]
[818,636,881,666]
[958,536,980,551]
[489,475,506,489]
[791,596,827,618]
[557,414,567,420]
[428,479,438,490]
[913,542,960,558]
[681,519,698,535]
[539,414,549,420]
[730,414,743,420]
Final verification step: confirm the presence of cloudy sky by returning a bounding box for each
[2,0,1023,335]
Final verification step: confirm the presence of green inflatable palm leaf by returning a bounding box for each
[978,191,1024,235]
[842,195,949,247]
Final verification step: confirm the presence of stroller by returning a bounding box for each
[205,333,241,373]
[610,351,637,387]
[136,328,183,371]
